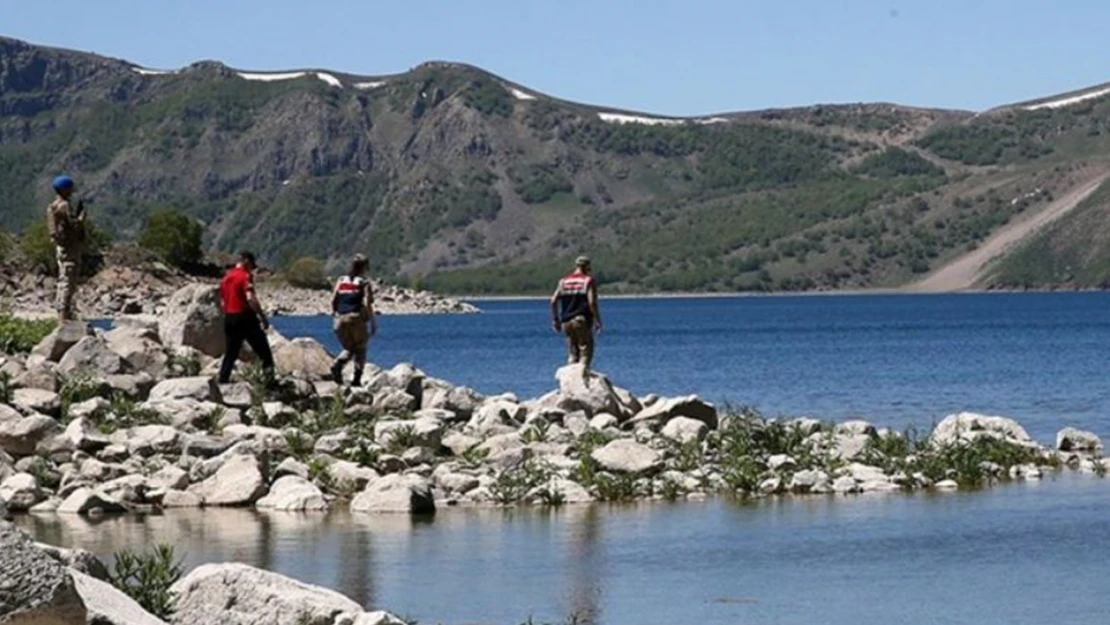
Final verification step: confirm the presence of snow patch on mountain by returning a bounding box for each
[510,87,536,101]
[132,67,170,76]
[1025,87,1110,111]
[314,72,342,88]
[354,81,386,90]
[598,112,684,126]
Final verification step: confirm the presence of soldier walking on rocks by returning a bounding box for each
[45,175,86,321]
[218,251,276,385]
[551,255,603,371]
[330,254,377,386]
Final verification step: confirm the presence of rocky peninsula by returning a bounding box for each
[0,249,477,319]
[1,282,1107,623]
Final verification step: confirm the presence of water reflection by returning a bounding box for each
[17,477,1110,625]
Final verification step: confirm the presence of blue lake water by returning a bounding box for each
[19,474,1110,625]
[37,292,1110,625]
[275,292,1110,444]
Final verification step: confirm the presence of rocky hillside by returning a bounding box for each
[3,36,1110,293]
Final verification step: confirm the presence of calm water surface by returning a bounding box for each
[19,475,1110,625]
[49,293,1110,624]
[276,292,1110,443]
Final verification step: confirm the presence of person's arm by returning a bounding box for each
[331,280,341,316]
[588,279,602,333]
[550,288,562,333]
[245,276,269,329]
[365,282,377,336]
[46,204,62,244]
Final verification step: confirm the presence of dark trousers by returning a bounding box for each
[218,313,275,384]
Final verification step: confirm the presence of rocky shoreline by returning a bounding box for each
[0,260,477,319]
[2,283,1107,623]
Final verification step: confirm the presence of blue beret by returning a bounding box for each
[52,175,74,191]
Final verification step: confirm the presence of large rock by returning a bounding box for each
[256,476,327,512]
[273,338,333,380]
[423,385,483,420]
[31,320,90,362]
[34,544,110,580]
[158,285,224,358]
[660,416,709,443]
[554,364,628,418]
[0,412,63,457]
[0,522,88,624]
[11,388,62,418]
[64,416,111,453]
[931,412,1036,447]
[350,473,435,514]
[72,569,168,625]
[170,563,407,625]
[188,454,268,506]
[126,425,181,457]
[627,395,718,430]
[104,327,168,376]
[374,416,445,450]
[326,460,380,491]
[590,439,664,475]
[0,473,44,511]
[57,335,127,377]
[148,377,222,403]
[1056,427,1103,452]
[57,487,127,515]
[467,400,525,436]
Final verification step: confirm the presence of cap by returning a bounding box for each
[52,175,74,192]
[575,255,591,267]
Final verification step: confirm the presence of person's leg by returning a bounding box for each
[331,316,352,383]
[564,319,581,364]
[218,316,245,384]
[350,321,369,386]
[55,246,77,321]
[580,325,595,371]
[243,317,275,380]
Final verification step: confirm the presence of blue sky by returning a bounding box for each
[3,0,1107,116]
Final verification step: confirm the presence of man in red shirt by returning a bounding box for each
[217,251,275,384]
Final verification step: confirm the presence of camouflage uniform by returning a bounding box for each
[45,197,84,321]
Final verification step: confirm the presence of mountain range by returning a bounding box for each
[2,35,1110,294]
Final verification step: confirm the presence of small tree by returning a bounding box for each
[284,256,328,289]
[20,220,110,276]
[139,209,204,268]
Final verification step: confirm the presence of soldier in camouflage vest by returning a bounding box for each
[45,175,86,321]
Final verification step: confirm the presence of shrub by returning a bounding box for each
[20,219,110,276]
[59,372,106,421]
[138,209,204,268]
[284,256,329,289]
[0,313,56,354]
[109,544,184,620]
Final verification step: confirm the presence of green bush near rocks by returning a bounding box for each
[0,313,56,354]
[109,543,184,620]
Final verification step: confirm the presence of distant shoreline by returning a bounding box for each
[462,286,1108,302]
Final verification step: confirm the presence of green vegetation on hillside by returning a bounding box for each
[5,38,1110,295]
[987,179,1110,288]
[853,147,945,178]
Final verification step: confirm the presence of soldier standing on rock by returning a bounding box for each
[217,251,276,385]
[551,255,603,372]
[330,254,377,386]
[45,175,86,321]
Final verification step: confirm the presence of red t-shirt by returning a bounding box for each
[220,266,252,314]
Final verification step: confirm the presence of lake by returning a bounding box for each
[27,292,1110,624]
[276,292,1110,444]
[18,474,1110,625]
